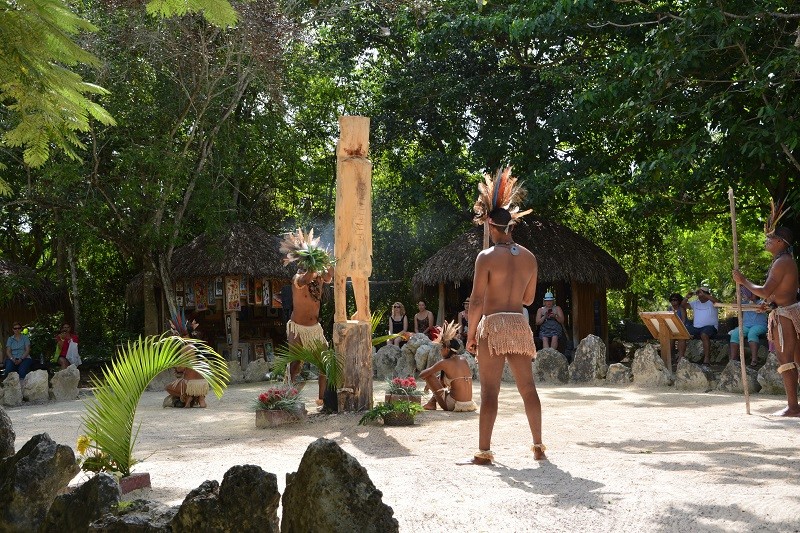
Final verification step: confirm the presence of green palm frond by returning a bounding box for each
[273,341,342,389]
[370,309,405,346]
[82,334,229,477]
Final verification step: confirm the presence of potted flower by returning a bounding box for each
[359,401,424,427]
[385,376,422,404]
[253,385,307,428]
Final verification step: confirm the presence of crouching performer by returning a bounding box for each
[165,318,209,408]
[733,200,800,417]
[420,321,477,412]
[460,167,545,465]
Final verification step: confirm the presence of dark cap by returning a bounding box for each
[769,226,793,245]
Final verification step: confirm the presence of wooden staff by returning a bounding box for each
[729,187,751,414]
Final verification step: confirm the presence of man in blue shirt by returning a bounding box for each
[5,322,32,380]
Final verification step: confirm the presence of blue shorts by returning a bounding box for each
[685,323,717,338]
[728,324,767,344]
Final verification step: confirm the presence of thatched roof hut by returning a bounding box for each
[412,219,628,348]
[0,258,66,339]
[171,223,294,279]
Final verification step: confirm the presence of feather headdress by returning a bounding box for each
[280,228,335,273]
[764,198,789,236]
[431,320,460,352]
[169,307,199,338]
[473,166,533,230]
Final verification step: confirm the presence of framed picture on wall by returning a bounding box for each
[254,279,263,305]
[207,280,216,304]
[225,276,241,311]
[254,344,265,360]
[215,277,223,297]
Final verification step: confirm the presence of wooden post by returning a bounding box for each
[334,322,372,412]
[333,116,373,411]
[437,283,445,325]
[729,188,751,414]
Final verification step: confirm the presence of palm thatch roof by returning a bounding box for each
[0,258,66,310]
[412,218,628,290]
[171,223,295,279]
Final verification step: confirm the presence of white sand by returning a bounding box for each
[6,381,800,532]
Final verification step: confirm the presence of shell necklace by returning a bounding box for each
[495,241,520,256]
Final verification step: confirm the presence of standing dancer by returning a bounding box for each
[733,200,800,416]
[280,228,335,405]
[461,168,545,465]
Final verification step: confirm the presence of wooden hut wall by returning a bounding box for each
[570,282,609,350]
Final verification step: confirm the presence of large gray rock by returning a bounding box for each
[461,352,478,380]
[414,343,440,373]
[605,363,632,385]
[244,358,271,383]
[51,364,81,401]
[373,345,400,379]
[757,353,787,395]
[2,373,22,407]
[22,369,49,403]
[89,498,177,532]
[171,464,280,533]
[632,344,674,387]
[674,359,712,392]
[146,369,176,392]
[569,335,608,383]
[0,433,80,532]
[717,360,761,394]
[42,472,121,532]
[533,348,568,383]
[226,360,245,384]
[282,438,398,533]
[0,407,14,457]
[683,339,728,364]
[501,361,517,383]
[394,343,417,379]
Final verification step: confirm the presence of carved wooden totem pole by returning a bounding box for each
[333,115,373,411]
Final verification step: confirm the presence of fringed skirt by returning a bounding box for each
[768,302,800,352]
[477,312,537,359]
[286,320,328,347]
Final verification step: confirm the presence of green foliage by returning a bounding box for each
[145,0,237,27]
[81,334,229,477]
[273,340,343,389]
[358,400,423,425]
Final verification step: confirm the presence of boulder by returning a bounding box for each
[41,473,121,532]
[632,344,674,387]
[605,363,632,385]
[0,433,80,532]
[282,438,399,533]
[394,345,416,379]
[226,360,245,384]
[0,407,14,457]
[414,343,440,373]
[501,361,516,383]
[757,353,786,395]
[22,370,49,403]
[146,369,176,392]
[373,345,400,379]
[683,339,728,364]
[532,348,568,383]
[569,335,608,383]
[674,359,712,392]
[89,498,177,532]
[717,360,761,394]
[171,464,280,533]
[51,364,81,401]
[682,340,704,363]
[244,358,271,383]
[3,373,23,407]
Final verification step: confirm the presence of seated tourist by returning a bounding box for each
[728,286,768,368]
[420,321,476,412]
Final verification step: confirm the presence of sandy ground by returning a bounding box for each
[6,380,800,533]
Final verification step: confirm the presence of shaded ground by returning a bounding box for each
[6,381,800,532]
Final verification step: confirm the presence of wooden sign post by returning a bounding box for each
[333,116,373,412]
[639,311,691,368]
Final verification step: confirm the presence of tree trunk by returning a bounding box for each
[67,246,80,333]
[157,254,178,324]
[333,321,372,412]
[143,263,159,336]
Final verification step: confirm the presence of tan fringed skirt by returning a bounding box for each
[286,320,328,347]
[769,302,800,352]
[185,379,209,397]
[477,312,536,359]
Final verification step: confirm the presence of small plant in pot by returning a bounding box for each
[253,385,307,428]
[385,376,423,404]
[358,400,424,427]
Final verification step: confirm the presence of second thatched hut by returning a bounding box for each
[412,218,628,350]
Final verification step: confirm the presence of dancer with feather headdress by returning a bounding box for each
[459,166,545,465]
[733,199,800,416]
[164,308,209,408]
[280,228,335,404]
[419,320,477,412]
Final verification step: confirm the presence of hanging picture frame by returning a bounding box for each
[225,276,241,311]
[207,280,216,304]
[254,278,263,305]
[194,279,207,311]
[185,283,196,308]
[215,276,223,297]
[262,277,270,306]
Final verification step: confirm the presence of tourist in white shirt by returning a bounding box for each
[678,284,720,368]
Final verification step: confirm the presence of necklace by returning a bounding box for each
[495,241,520,256]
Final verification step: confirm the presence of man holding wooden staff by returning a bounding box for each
[733,202,800,417]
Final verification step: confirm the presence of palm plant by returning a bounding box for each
[273,340,343,389]
[369,310,406,346]
[81,334,229,477]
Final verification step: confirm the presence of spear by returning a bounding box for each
[728,187,751,415]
